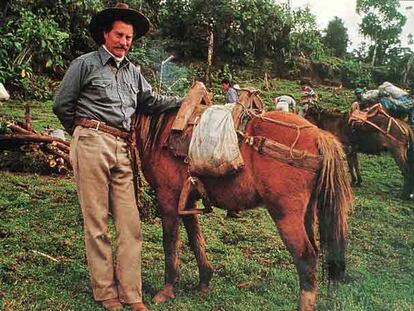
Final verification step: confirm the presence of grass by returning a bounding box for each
[0,80,413,310]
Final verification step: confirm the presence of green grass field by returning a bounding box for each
[1,81,413,310]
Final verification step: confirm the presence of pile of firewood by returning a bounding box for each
[0,104,70,174]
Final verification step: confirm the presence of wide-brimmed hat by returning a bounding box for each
[89,3,150,44]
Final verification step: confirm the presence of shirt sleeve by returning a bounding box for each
[226,88,238,104]
[136,73,183,115]
[53,58,87,135]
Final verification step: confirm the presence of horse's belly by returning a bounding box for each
[202,172,261,210]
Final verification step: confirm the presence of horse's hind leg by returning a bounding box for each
[153,195,180,304]
[267,199,318,311]
[182,212,214,293]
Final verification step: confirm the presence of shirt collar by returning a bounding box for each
[98,46,130,68]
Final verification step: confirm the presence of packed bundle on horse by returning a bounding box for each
[188,105,244,176]
[362,89,380,104]
[359,82,414,116]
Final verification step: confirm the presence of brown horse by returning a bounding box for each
[134,83,352,311]
[303,104,362,186]
[304,102,414,199]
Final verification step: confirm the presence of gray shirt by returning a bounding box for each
[53,46,182,134]
[225,87,238,104]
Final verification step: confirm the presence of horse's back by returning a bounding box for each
[247,110,325,155]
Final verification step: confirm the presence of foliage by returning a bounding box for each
[288,7,325,61]
[356,0,407,66]
[0,0,412,99]
[323,17,349,58]
[159,0,292,68]
[0,8,69,96]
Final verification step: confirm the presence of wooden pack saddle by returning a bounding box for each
[167,82,263,215]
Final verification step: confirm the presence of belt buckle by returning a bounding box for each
[92,120,101,131]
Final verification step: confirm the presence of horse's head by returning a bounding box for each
[302,101,323,125]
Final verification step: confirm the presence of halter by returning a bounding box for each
[348,104,409,145]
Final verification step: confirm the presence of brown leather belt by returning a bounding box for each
[74,118,129,140]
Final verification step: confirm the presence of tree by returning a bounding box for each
[356,0,406,66]
[159,0,292,67]
[323,17,349,58]
[288,7,324,60]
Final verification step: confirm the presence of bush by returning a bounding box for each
[0,8,69,99]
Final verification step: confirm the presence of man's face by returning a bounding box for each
[104,20,134,58]
[222,83,230,91]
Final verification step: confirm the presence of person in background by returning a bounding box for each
[299,80,318,105]
[220,78,242,218]
[353,87,366,106]
[53,3,182,311]
[221,78,238,104]
[273,95,296,113]
[298,80,318,117]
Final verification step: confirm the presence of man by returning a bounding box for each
[53,3,181,311]
[273,95,296,113]
[354,88,364,102]
[298,80,318,117]
[221,78,238,104]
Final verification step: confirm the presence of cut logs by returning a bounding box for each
[0,104,70,174]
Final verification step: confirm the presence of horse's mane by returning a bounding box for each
[135,108,178,155]
[309,105,346,118]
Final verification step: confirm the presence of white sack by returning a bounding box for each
[378,81,408,98]
[188,105,244,176]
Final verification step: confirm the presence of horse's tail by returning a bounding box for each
[313,131,352,280]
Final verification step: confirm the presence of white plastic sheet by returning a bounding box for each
[0,83,10,101]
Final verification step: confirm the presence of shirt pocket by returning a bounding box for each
[90,79,113,102]
[120,83,139,109]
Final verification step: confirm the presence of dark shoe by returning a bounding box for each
[101,298,123,310]
[226,210,241,218]
[130,302,149,311]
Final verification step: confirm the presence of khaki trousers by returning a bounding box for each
[70,126,142,303]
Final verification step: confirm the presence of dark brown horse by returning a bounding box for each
[303,104,362,186]
[134,83,352,311]
[304,102,414,199]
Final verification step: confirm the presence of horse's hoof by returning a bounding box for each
[198,283,209,293]
[152,286,175,304]
[299,290,316,311]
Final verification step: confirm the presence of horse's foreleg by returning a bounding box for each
[267,203,318,311]
[153,207,180,304]
[347,151,361,186]
[182,212,214,293]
